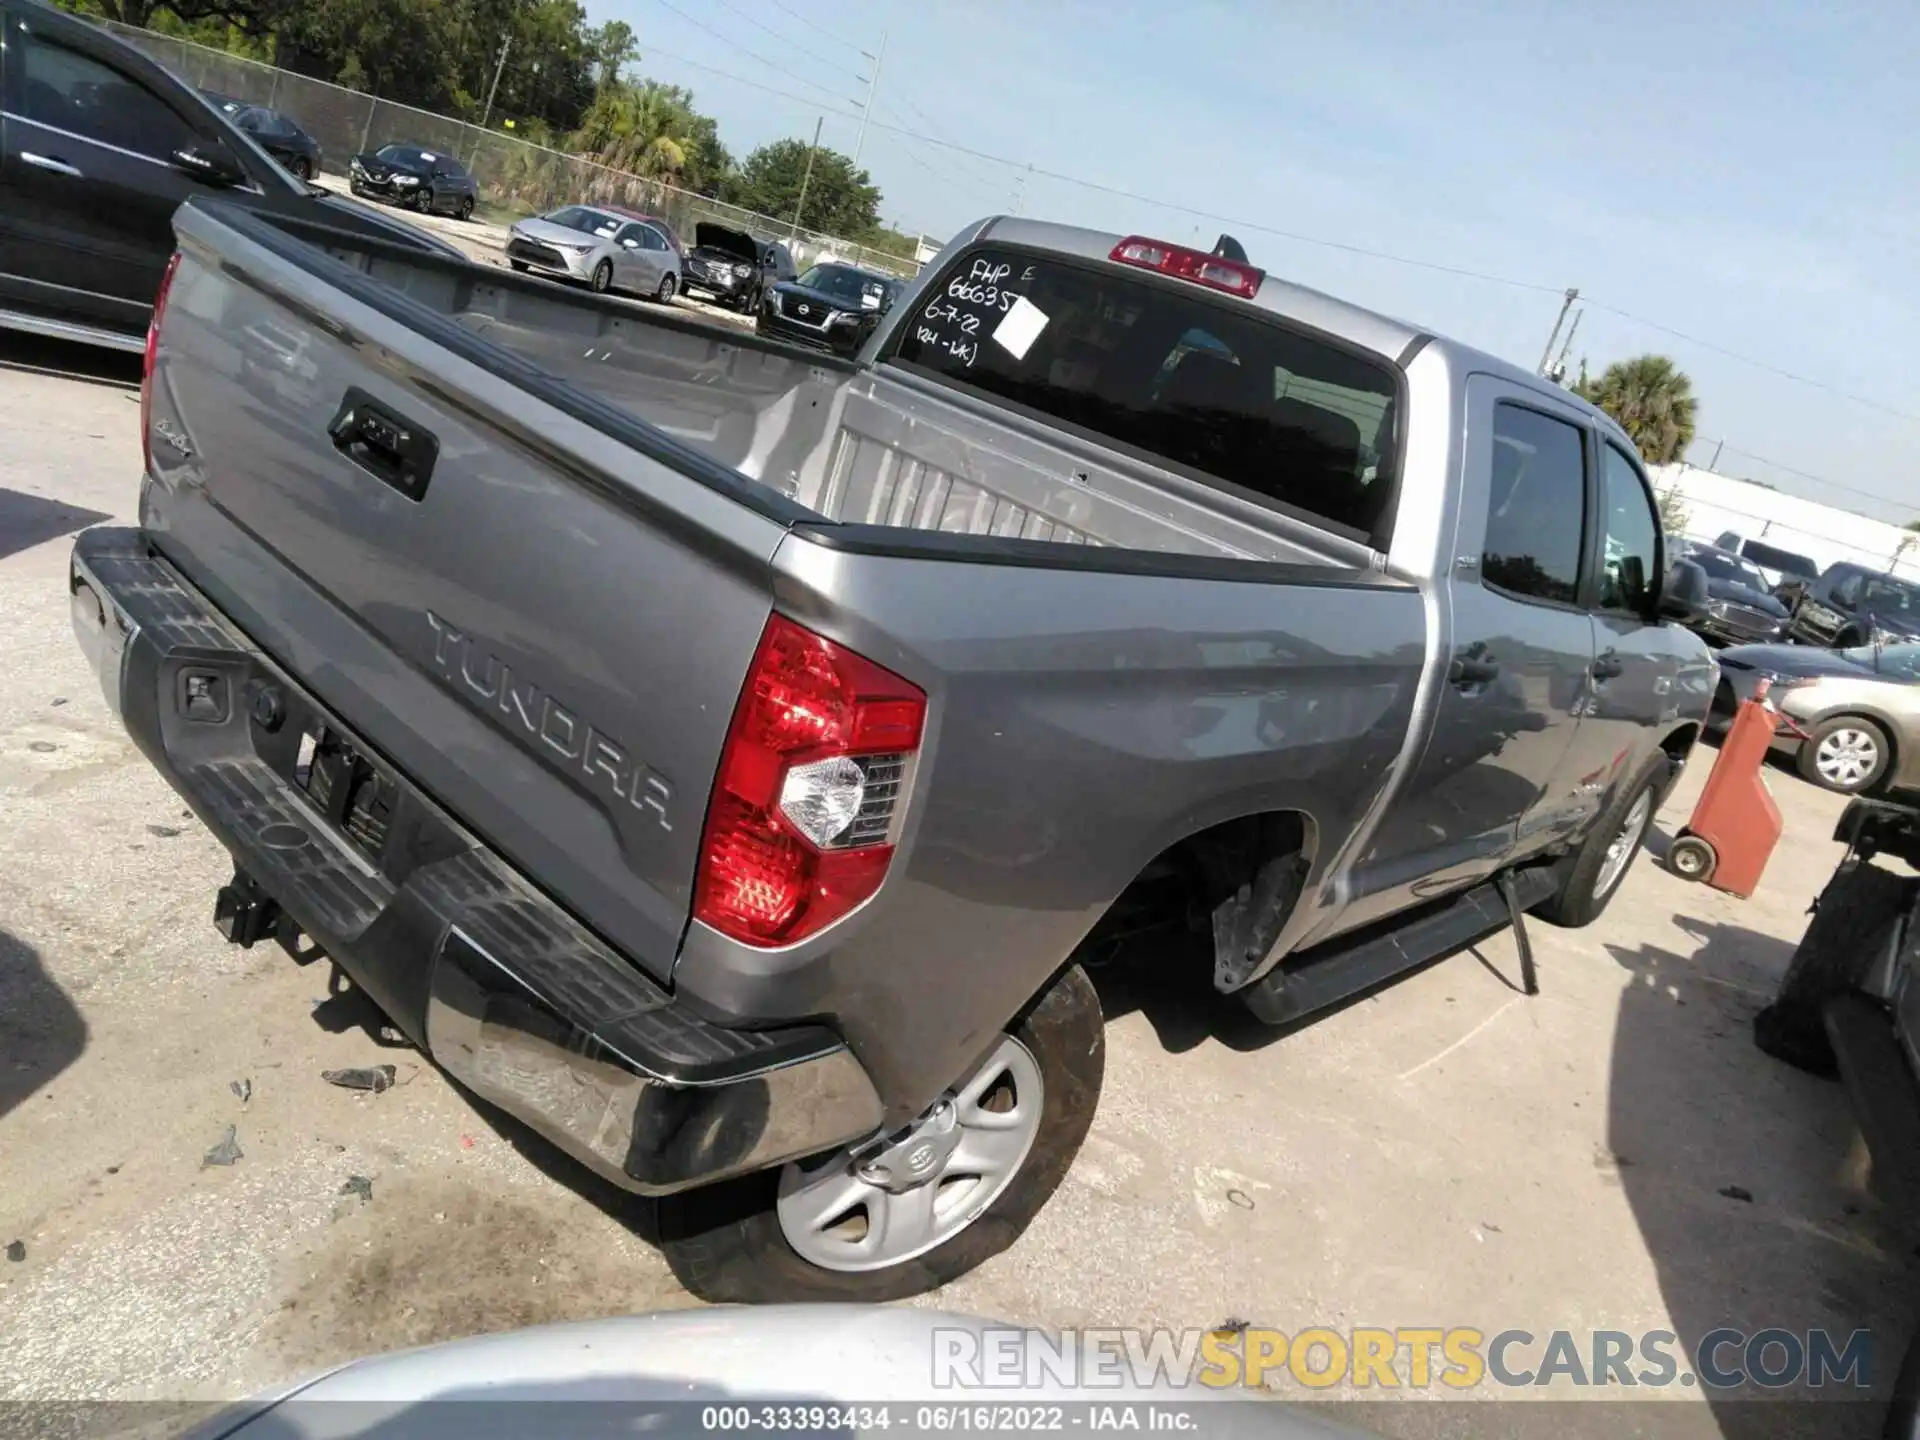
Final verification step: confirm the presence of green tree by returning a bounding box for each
[572,81,725,190]
[724,138,880,236]
[1575,354,1699,465]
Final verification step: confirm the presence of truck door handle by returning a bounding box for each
[1449,652,1500,687]
[328,388,437,501]
[22,152,84,179]
[1591,653,1625,681]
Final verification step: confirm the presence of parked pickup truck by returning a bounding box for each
[72,201,1714,1301]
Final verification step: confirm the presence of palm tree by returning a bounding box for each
[1575,354,1698,464]
[573,82,694,188]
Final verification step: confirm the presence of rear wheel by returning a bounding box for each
[1799,715,1889,793]
[457,194,474,221]
[1534,754,1668,927]
[591,259,614,294]
[655,272,677,303]
[660,963,1103,1303]
[289,156,313,181]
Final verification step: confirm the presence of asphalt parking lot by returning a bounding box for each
[0,329,1913,1438]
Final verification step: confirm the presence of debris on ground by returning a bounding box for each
[1718,1184,1754,1203]
[339,1175,373,1204]
[1226,1188,1255,1210]
[320,1065,397,1094]
[1212,1318,1250,1337]
[50,697,67,707]
[230,1078,251,1104]
[5,1240,24,1262]
[28,741,57,753]
[459,1134,474,1149]
[146,824,183,838]
[201,1125,243,1168]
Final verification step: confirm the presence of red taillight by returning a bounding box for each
[141,251,183,476]
[694,615,926,947]
[1109,236,1264,299]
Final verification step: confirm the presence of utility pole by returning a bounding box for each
[479,35,511,131]
[1537,286,1578,376]
[853,30,887,165]
[1549,307,1582,382]
[791,116,823,238]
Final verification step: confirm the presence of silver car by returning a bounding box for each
[1712,641,1920,793]
[506,205,681,301]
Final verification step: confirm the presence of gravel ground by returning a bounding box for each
[0,328,1912,1439]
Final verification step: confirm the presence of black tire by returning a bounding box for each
[290,156,313,181]
[660,963,1104,1303]
[1533,754,1669,927]
[1754,858,1916,1074]
[457,194,474,221]
[1797,715,1891,794]
[1667,834,1717,883]
[655,272,677,303]
[591,260,614,294]
[415,186,434,213]
[509,259,529,272]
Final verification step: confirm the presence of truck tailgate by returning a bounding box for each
[142,203,794,981]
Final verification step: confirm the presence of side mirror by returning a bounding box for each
[621,237,639,248]
[1660,559,1709,618]
[172,143,244,187]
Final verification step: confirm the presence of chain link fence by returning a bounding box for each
[108,23,920,278]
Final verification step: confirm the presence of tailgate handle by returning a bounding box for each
[328,389,437,501]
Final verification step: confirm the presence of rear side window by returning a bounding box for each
[890,249,1400,540]
[1483,404,1586,605]
[19,30,198,162]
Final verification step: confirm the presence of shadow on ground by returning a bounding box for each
[0,488,112,564]
[1604,913,1918,1439]
[0,927,88,1122]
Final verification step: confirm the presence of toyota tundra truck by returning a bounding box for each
[70,200,1715,1301]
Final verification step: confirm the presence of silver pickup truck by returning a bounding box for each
[72,200,1714,1301]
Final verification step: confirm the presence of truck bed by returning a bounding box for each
[341,231,1366,566]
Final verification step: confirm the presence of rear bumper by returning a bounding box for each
[69,527,881,1194]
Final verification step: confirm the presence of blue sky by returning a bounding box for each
[586,0,1920,523]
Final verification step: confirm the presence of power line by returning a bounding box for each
[883,94,1009,194]
[705,0,866,82]
[764,0,864,55]
[1694,440,1910,512]
[635,38,1920,431]
[1585,299,1920,428]
[643,0,861,112]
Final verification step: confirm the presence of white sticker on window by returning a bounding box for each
[992,295,1048,360]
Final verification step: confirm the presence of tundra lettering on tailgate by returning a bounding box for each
[425,610,672,829]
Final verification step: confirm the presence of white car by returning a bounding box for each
[506,205,681,302]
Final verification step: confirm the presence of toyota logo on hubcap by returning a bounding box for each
[905,1143,937,1174]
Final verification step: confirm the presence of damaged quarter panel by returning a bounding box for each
[673,540,1424,1122]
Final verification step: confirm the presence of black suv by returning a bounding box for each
[681,221,795,312]
[1785,561,1920,648]
[0,0,456,353]
[348,143,478,219]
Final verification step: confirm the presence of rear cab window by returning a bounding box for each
[886,246,1401,543]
